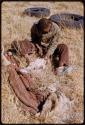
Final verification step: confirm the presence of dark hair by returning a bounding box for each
[37,18,52,33]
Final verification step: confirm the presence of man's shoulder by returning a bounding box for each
[52,22,61,34]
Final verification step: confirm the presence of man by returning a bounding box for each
[31,18,61,57]
[31,18,74,75]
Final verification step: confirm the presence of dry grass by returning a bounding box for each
[1,1,84,124]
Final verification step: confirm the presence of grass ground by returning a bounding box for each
[1,1,84,124]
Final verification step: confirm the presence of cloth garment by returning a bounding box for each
[52,44,69,68]
[31,22,61,57]
[52,44,69,75]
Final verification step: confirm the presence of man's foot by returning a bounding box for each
[63,65,77,75]
[54,65,77,76]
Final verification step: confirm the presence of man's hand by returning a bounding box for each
[35,44,43,57]
[45,53,52,65]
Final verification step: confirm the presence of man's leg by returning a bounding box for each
[52,44,69,75]
[57,44,69,67]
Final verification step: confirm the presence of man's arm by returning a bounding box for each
[46,23,61,57]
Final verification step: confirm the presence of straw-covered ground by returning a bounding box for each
[1,1,84,124]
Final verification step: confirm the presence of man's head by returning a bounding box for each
[37,18,52,34]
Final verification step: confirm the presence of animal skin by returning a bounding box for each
[38,90,74,123]
[6,54,38,112]
[6,53,49,114]
[8,65,39,112]
[19,58,46,74]
[11,39,35,57]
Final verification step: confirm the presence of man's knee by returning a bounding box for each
[57,44,68,52]
[52,44,69,67]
